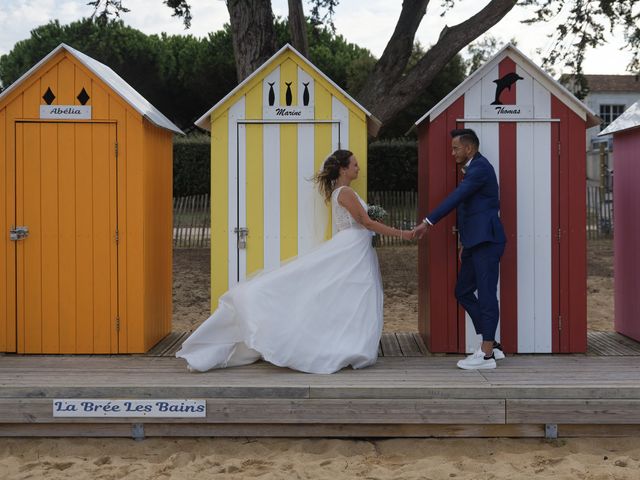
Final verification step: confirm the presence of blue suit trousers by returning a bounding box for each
[455,241,505,342]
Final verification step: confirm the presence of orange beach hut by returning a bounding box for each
[0,43,182,354]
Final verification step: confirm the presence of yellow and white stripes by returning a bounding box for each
[210,58,369,306]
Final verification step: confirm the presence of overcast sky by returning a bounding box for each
[0,0,634,75]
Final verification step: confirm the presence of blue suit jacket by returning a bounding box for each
[426,152,506,249]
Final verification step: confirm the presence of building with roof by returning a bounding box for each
[0,43,182,354]
[564,74,640,182]
[414,44,599,354]
[195,44,380,306]
[599,102,640,343]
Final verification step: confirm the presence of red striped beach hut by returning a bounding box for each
[414,44,600,354]
[600,102,640,343]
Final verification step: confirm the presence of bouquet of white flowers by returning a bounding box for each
[367,204,388,222]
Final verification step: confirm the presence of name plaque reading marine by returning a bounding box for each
[52,399,206,418]
[263,105,315,120]
[40,105,92,120]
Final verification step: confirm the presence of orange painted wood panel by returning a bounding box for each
[108,123,119,352]
[22,80,40,119]
[40,65,58,110]
[75,122,94,353]
[109,98,128,352]
[125,111,144,352]
[40,123,60,353]
[0,108,6,352]
[142,124,173,350]
[91,123,115,353]
[21,123,44,352]
[91,82,109,120]
[74,63,92,109]
[15,122,26,352]
[4,99,21,353]
[57,57,76,105]
[16,121,118,353]
[58,123,77,352]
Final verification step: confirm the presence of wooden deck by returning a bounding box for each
[147,331,640,358]
[2,344,640,438]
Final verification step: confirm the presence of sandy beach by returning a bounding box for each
[2,437,640,479]
[1,239,626,479]
[172,240,615,333]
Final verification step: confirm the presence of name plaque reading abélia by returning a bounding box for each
[40,105,92,120]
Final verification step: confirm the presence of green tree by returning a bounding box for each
[107,0,639,129]
[0,18,237,129]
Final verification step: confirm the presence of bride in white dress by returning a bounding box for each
[176,150,414,374]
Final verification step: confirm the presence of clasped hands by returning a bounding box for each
[399,221,428,241]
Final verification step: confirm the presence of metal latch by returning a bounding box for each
[9,226,29,241]
[234,227,249,249]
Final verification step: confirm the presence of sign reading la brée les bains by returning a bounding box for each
[53,399,206,418]
[40,105,92,120]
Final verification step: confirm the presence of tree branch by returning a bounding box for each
[358,0,518,126]
[366,0,430,92]
[288,0,309,57]
[227,0,277,81]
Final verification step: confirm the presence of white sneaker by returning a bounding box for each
[465,347,504,360]
[457,350,496,370]
[493,347,505,360]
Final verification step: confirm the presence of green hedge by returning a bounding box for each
[173,134,210,197]
[367,139,417,191]
[172,136,417,197]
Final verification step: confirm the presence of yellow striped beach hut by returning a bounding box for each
[195,44,380,306]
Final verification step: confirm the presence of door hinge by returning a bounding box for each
[115,141,119,158]
[557,142,561,157]
[116,316,120,331]
[557,228,561,243]
[558,315,562,331]
[115,229,119,244]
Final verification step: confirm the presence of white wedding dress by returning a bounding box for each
[176,186,384,374]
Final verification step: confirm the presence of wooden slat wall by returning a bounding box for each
[143,122,173,351]
[0,49,174,354]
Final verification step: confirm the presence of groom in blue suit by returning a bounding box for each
[414,129,506,370]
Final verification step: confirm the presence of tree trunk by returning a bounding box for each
[227,0,277,81]
[288,0,309,57]
[358,0,518,129]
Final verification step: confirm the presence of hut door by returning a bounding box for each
[14,122,119,354]
[454,121,561,353]
[232,120,341,285]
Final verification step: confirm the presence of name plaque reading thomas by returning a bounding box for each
[40,105,92,120]
[52,399,206,418]
[481,105,533,119]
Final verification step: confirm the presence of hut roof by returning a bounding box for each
[414,43,600,129]
[194,43,381,136]
[599,101,640,135]
[0,43,183,134]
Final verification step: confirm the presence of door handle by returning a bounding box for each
[9,226,29,241]
[234,227,249,249]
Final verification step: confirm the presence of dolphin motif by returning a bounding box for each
[491,72,524,105]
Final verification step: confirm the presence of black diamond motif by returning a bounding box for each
[77,87,90,105]
[43,87,55,105]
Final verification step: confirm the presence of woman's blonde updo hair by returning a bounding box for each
[313,149,354,202]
